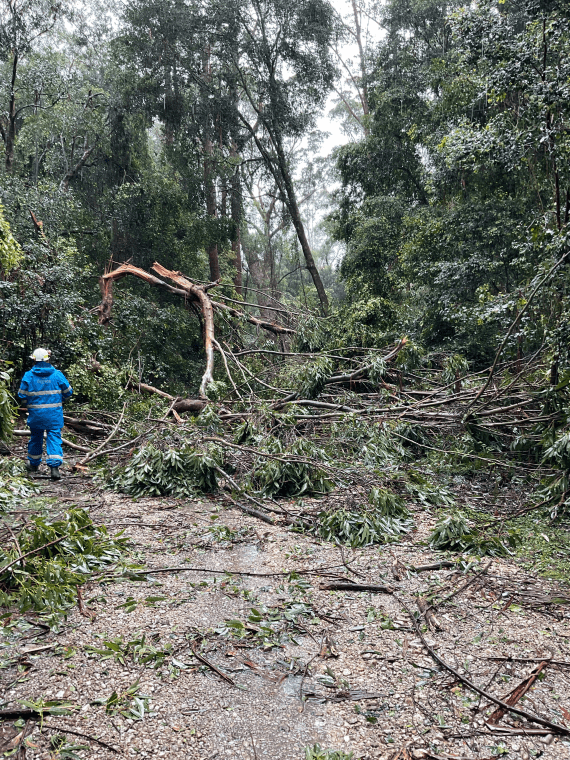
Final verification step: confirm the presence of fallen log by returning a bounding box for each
[127,381,207,414]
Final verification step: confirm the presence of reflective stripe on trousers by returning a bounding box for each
[28,428,64,467]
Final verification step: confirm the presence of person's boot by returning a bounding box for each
[25,462,39,474]
[50,466,61,481]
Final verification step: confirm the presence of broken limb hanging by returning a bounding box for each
[99,262,295,397]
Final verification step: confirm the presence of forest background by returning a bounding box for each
[1,0,570,555]
[1,0,568,397]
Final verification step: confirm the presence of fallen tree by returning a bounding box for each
[99,262,295,397]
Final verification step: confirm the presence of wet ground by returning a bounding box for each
[1,473,570,760]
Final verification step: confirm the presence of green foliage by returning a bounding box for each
[0,204,23,272]
[0,361,16,442]
[0,509,127,616]
[539,430,570,518]
[429,512,520,557]
[17,697,78,725]
[304,745,353,760]
[48,735,89,760]
[204,380,229,402]
[234,419,260,445]
[86,633,171,668]
[367,355,387,385]
[331,0,570,365]
[368,487,409,517]
[92,681,154,720]
[216,599,316,648]
[442,354,469,386]
[65,359,126,410]
[394,339,424,374]
[405,470,455,507]
[0,459,38,512]
[109,443,221,497]
[248,439,333,498]
[317,505,412,547]
[297,357,333,399]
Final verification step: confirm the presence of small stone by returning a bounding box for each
[541,734,554,745]
[343,669,351,676]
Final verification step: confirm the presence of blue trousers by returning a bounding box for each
[28,428,63,468]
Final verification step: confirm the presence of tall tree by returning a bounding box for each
[221,0,335,314]
[0,0,71,173]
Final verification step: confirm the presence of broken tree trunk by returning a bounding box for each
[99,261,295,398]
[128,381,207,414]
[152,263,216,397]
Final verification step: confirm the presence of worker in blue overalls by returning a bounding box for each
[18,348,73,480]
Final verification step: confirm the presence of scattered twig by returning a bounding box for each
[396,594,570,736]
[190,640,235,685]
[486,660,549,724]
[76,586,96,621]
[43,724,119,753]
[300,641,323,711]
[319,581,395,594]
[75,401,127,467]
[121,563,347,579]
[417,596,443,631]
[409,561,456,573]
[335,539,365,578]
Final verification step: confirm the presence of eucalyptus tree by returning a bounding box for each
[220,0,336,314]
[118,0,244,282]
[0,0,72,173]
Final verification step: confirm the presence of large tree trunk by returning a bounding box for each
[5,50,18,174]
[351,0,370,137]
[152,263,216,397]
[230,147,243,294]
[240,115,329,316]
[204,138,220,282]
[272,134,329,315]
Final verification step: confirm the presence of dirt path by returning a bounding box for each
[1,476,570,760]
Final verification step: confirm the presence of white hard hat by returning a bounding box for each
[30,348,51,362]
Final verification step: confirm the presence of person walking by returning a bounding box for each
[18,349,73,480]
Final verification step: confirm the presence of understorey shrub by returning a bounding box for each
[66,359,127,411]
[0,508,127,616]
[109,443,221,497]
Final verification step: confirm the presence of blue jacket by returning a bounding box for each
[18,362,73,430]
